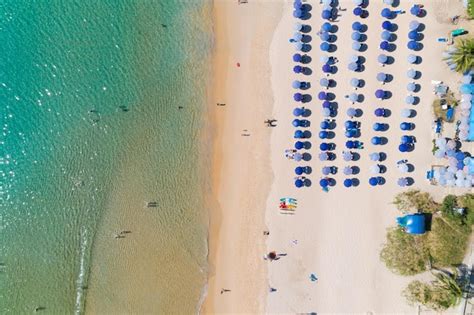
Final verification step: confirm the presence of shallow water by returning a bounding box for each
[0,1,212,313]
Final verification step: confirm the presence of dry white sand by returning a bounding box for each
[266,0,470,313]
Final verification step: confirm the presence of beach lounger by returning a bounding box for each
[437,37,448,42]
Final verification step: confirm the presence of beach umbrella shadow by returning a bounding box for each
[352,166,360,175]
[302,153,312,161]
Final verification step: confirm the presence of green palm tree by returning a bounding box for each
[447,39,474,73]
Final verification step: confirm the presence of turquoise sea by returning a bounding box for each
[0,1,213,313]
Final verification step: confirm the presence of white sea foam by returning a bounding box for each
[74,227,88,315]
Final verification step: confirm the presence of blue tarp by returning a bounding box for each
[397,214,426,234]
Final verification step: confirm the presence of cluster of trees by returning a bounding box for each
[380,191,474,311]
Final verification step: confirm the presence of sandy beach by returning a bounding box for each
[204,0,473,313]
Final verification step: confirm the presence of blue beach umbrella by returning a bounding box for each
[407,54,418,64]
[407,41,419,50]
[343,179,353,187]
[295,179,304,188]
[320,179,329,188]
[347,107,357,117]
[320,32,330,41]
[294,130,304,138]
[352,32,361,41]
[319,131,329,139]
[407,68,417,79]
[352,42,362,51]
[318,91,327,100]
[322,64,332,73]
[346,141,355,149]
[350,78,360,88]
[370,152,380,161]
[382,21,392,31]
[375,89,385,99]
[293,107,303,116]
[353,0,363,6]
[353,7,363,16]
[377,73,387,82]
[322,22,332,32]
[293,9,303,18]
[293,32,303,41]
[381,31,391,41]
[374,108,385,117]
[373,123,383,131]
[322,10,332,20]
[292,80,302,89]
[343,166,353,175]
[293,53,302,62]
[401,135,414,144]
[294,93,303,101]
[322,166,331,176]
[405,95,415,104]
[322,101,331,108]
[408,30,420,40]
[320,121,330,129]
[320,142,330,150]
[410,5,421,16]
[295,166,304,175]
[407,82,416,92]
[409,20,420,31]
[378,54,388,64]
[381,8,392,18]
[345,120,357,129]
[295,141,304,149]
[371,136,382,145]
[348,62,359,71]
[369,177,378,186]
[319,152,329,161]
[293,65,303,73]
[397,177,408,187]
[320,42,330,51]
[400,122,413,130]
[380,41,389,50]
[352,21,362,31]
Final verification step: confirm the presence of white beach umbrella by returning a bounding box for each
[350,78,360,89]
[369,152,380,161]
[294,22,303,31]
[343,166,353,175]
[407,54,417,64]
[434,149,445,159]
[349,55,359,63]
[383,0,394,5]
[462,94,473,101]
[439,177,447,186]
[401,108,412,118]
[464,179,472,188]
[343,151,353,161]
[353,0,363,5]
[407,68,417,79]
[446,179,455,187]
[463,75,472,84]
[456,178,465,187]
[294,42,303,51]
[293,32,303,41]
[348,93,359,102]
[446,140,457,150]
[352,42,362,51]
[435,137,447,147]
[370,165,381,174]
[320,55,329,64]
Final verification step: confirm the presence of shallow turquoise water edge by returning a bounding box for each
[0,1,213,313]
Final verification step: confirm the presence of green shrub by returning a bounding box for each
[393,190,440,214]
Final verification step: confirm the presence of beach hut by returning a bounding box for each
[382,21,393,31]
[352,21,362,31]
[378,54,388,65]
[374,108,386,117]
[407,68,417,79]
[370,152,381,161]
[405,95,415,105]
[376,72,387,83]
[350,78,360,89]
[407,82,416,92]
[352,42,362,51]
[397,214,426,234]
[407,54,418,64]
[409,20,420,31]
[375,89,386,99]
[380,41,389,51]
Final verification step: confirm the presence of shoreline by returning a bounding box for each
[202,1,283,313]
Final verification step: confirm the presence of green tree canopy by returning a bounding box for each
[393,190,439,214]
[445,38,474,73]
